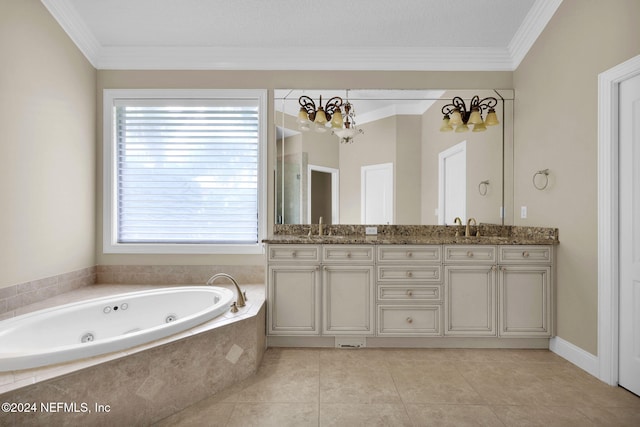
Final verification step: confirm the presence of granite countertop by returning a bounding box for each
[263,224,559,246]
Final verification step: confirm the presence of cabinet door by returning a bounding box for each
[444,265,497,336]
[499,266,551,337]
[268,265,321,335]
[322,265,374,335]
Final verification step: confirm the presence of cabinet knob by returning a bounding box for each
[501,266,507,271]
[406,290,413,297]
[406,271,413,278]
[406,251,413,258]
[522,251,530,258]
[291,251,297,258]
[347,252,352,258]
[467,251,474,258]
[406,317,413,324]
[491,266,497,272]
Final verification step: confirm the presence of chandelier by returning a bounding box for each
[332,96,364,144]
[297,92,364,143]
[297,95,343,133]
[440,95,499,132]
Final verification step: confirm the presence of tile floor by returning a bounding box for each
[154,348,640,427]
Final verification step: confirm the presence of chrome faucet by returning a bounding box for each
[466,217,477,237]
[453,217,463,236]
[207,273,247,312]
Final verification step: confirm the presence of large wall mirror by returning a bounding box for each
[274,89,514,226]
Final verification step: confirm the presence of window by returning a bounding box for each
[103,89,267,254]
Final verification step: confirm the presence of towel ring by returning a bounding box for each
[478,180,489,196]
[533,169,549,190]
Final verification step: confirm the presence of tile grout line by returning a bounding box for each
[452,361,508,427]
[384,354,417,426]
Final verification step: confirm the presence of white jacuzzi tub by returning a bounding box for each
[0,286,234,371]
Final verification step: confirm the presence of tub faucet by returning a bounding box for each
[453,217,463,236]
[466,218,477,237]
[207,273,247,311]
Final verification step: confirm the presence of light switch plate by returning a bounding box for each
[365,226,378,235]
[521,206,528,219]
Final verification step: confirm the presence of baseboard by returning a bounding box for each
[549,336,599,378]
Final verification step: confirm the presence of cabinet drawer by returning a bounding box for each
[377,265,441,282]
[267,245,321,263]
[323,245,374,264]
[377,245,441,263]
[444,245,496,264]
[377,285,442,302]
[499,246,552,264]
[377,305,442,336]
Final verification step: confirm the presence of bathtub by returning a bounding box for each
[0,286,234,371]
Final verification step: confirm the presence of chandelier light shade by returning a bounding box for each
[298,95,343,132]
[440,95,499,132]
[297,92,364,143]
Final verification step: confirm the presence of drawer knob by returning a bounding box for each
[291,251,297,258]
[406,271,413,278]
[522,251,530,258]
[406,290,413,297]
[467,251,474,258]
[407,251,413,258]
[347,252,352,258]
[406,317,413,324]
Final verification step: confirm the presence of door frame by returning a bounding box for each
[598,54,640,386]
[307,164,339,225]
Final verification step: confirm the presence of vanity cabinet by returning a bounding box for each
[444,246,497,336]
[322,245,375,335]
[442,245,554,338]
[266,244,374,336]
[498,246,553,337]
[376,245,443,336]
[267,245,321,335]
[266,241,555,344]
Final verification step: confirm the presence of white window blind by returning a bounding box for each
[114,100,260,245]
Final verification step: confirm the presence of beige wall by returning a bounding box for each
[394,115,423,224]
[514,0,640,354]
[0,0,96,289]
[339,116,397,223]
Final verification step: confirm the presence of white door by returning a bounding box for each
[619,72,640,395]
[361,163,394,224]
[438,141,467,225]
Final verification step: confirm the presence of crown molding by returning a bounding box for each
[42,0,559,71]
[96,46,514,71]
[40,0,101,67]
[509,0,563,69]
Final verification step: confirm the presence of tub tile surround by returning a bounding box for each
[0,265,264,320]
[0,266,96,321]
[268,224,559,245]
[96,264,265,286]
[0,284,266,426]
